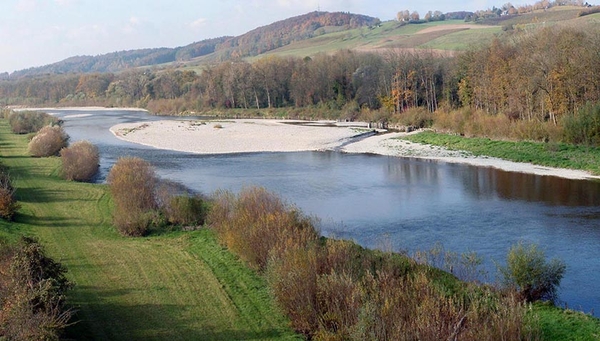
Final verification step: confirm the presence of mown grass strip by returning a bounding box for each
[0,120,297,340]
[402,131,600,175]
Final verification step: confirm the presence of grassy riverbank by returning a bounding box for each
[1,117,599,339]
[403,131,600,176]
[0,120,298,340]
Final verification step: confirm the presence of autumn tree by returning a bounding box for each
[28,125,69,157]
[107,157,157,236]
[397,10,410,22]
[60,140,100,182]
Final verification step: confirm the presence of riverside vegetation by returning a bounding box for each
[1,112,599,339]
[3,3,600,339]
[0,116,298,340]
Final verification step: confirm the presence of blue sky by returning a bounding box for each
[0,0,500,73]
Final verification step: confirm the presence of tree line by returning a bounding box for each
[3,23,600,144]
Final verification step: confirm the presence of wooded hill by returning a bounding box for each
[9,12,379,79]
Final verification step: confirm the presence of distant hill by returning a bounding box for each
[214,11,379,59]
[10,37,230,78]
[10,6,593,79]
[9,11,379,78]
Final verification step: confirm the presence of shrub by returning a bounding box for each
[28,125,70,157]
[498,242,566,303]
[107,157,157,236]
[208,187,538,340]
[0,237,74,340]
[208,187,319,271]
[156,181,208,228]
[8,111,60,134]
[0,169,20,221]
[161,195,207,227]
[390,107,434,129]
[60,140,100,181]
[562,103,600,146]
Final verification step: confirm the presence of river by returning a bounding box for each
[49,109,600,316]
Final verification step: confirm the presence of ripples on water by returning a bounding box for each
[51,109,600,315]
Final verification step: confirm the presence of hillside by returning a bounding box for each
[9,11,378,79]
[8,5,600,80]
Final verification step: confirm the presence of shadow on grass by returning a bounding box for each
[15,213,76,228]
[65,286,293,341]
[16,186,91,204]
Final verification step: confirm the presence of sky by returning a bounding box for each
[0,0,500,74]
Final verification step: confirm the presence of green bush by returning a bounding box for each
[499,242,566,303]
[161,195,207,227]
[8,111,60,134]
[60,140,100,181]
[562,103,600,146]
[28,125,70,157]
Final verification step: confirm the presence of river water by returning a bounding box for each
[49,109,600,315]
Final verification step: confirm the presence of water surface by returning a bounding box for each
[50,109,600,315]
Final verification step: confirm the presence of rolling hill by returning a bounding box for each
[9,11,379,79]
[8,5,597,79]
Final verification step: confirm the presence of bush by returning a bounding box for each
[390,107,434,129]
[208,187,537,340]
[0,237,74,340]
[8,111,60,134]
[499,242,566,303]
[28,125,70,157]
[562,103,600,146]
[160,194,207,227]
[107,157,157,236]
[0,169,20,221]
[208,187,319,271]
[60,140,100,181]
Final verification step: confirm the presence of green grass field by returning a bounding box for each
[256,19,501,59]
[403,131,600,176]
[0,120,298,340]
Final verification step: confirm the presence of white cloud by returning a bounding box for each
[190,18,208,29]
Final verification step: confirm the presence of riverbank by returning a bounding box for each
[111,119,600,181]
[0,119,297,340]
[11,106,148,112]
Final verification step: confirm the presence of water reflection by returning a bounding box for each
[454,164,600,206]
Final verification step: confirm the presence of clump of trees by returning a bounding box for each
[208,187,539,340]
[60,140,100,182]
[0,237,74,340]
[0,167,20,221]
